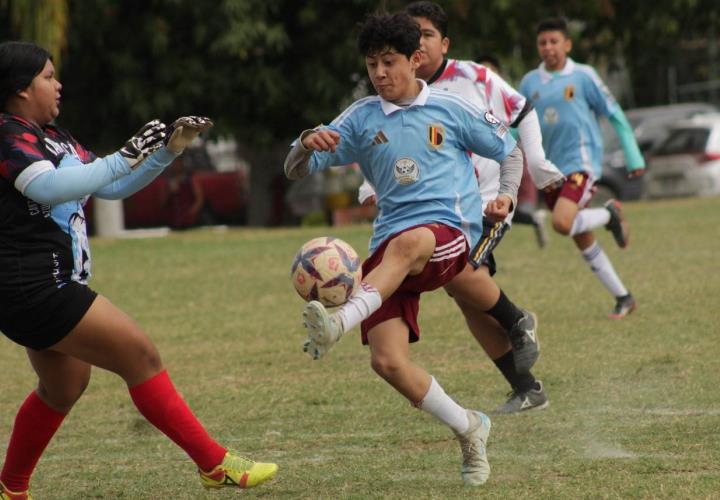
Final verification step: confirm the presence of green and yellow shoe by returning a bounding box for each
[199,451,277,489]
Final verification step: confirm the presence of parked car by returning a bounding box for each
[594,103,718,205]
[644,113,720,198]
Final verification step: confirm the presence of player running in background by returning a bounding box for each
[519,17,645,318]
[285,12,524,485]
[358,1,559,413]
[0,41,276,500]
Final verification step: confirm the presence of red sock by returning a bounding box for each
[1,391,66,492]
[129,370,226,471]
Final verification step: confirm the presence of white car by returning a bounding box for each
[645,113,720,198]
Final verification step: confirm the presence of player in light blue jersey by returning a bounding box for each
[520,17,645,318]
[285,12,523,486]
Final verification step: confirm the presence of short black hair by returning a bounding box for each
[357,12,421,59]
[0,41,52,111]
[405,1,448,38]
[475,53,501,72]
[536,17,569,37]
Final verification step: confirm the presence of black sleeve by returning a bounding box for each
[510,100,534,128]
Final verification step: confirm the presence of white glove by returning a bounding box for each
[118,119,167,169]
[166,116,213,154]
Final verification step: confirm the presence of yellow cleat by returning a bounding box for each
[0,482,31,500]
[199,451,277,489]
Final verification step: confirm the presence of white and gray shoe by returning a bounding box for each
[455,410,492,486]
[302,300,343,360]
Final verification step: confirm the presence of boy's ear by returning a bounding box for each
[410,49,422,69]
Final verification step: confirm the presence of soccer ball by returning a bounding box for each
[290,236,361,307]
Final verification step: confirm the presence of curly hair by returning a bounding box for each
[357,12,421,59]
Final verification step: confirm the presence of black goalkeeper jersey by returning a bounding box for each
[0,113,97,310]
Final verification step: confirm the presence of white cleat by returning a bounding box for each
[302,300,343,360]
[455,410,492,486]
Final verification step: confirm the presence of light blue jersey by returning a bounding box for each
[520,58,619,178]
[305,80,516,252]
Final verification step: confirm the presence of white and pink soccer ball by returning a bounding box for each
[291,236,361,307]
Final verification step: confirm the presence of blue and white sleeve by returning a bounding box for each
[94,147,178,199]
[23,152,132,206]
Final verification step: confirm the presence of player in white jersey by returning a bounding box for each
[519,17,645,319]
[285,12,524,485]
[476,53,549,249]
[358,1,556,413]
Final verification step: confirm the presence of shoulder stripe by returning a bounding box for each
[330,96,381,128]
[430,90,485,118]
[15,160,54,194]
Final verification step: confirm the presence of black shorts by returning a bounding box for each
[468,220,510,276]
[0,282,97,350]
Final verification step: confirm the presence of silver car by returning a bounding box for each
[645,113,720,198]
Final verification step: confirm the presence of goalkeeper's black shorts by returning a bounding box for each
[468,220,510,276]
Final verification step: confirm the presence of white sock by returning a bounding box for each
[570,208,611,236]
[582,242,629,297]
[335,282,382,333]
[418,377,470,434]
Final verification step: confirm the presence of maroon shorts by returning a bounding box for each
[543,171,596,210]
[360,224,468,345]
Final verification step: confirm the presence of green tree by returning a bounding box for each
[0,0,68,72]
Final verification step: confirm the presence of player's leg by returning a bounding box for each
[446,261,539,373]
[303,226,440,359]
[548,176,636,318]
[50,294,277,489]
[0,351,90,497]
[366,318,491,486]
[454,301,548,413]
[572,231,636,318]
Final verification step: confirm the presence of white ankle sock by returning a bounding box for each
[418,377,470,433]
[582,242,628,297]
[570,208,611,236]
[335,282,382,333]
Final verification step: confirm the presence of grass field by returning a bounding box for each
[1,196,719,499]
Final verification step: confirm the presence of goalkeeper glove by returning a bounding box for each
[118,119,167,169]
[166,116,214,154]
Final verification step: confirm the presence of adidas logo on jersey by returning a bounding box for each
[372,130,388,145]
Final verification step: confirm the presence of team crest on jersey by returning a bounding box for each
[543,107,559,125]
[393,157,419,185]
[564,85,575,100]
[428,124,444,149]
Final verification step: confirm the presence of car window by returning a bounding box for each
[656,128,709,154]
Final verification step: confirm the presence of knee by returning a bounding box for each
[552,217,572,235]
[370,353,404,380]
[386,231,424,262]
[37,374,90,413]
[133,341,163,374]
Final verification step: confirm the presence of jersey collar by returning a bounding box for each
[538,57,576,83]
[380,79,430,115]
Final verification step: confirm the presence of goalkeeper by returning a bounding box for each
[0,41,276,499]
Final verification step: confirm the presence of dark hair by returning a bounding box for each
[0,41,52,111]
[475,53,501,72]
[405,1,448,38]
[357,12,421,59]
[536,17,569,36]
